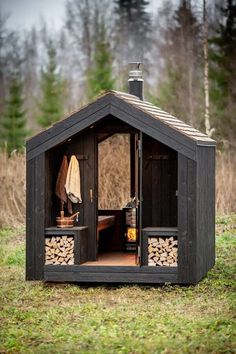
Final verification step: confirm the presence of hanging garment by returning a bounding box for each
[55,155,72,214]
[65,155,82,204]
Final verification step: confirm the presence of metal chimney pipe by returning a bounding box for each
[128,62,144,100]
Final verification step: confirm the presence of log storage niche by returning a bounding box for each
[142,228,178,267]
[148,236,178,267]
[45,236,74,265]
[26,62,216,284]
[44,227,88,266]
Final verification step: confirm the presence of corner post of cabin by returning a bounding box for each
[195,144,216,282]
[177,152,197,284]
[26,149,45,280]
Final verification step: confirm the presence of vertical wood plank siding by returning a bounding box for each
[26,158,34,279]
[26,153,45,280]
[177,153,197,283]
[84,131,97,260]
[142,134,177,228]
[196,146,215,281]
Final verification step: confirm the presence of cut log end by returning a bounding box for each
[148,236,178,267]
[45,235,74,265]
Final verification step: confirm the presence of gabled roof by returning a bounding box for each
[27,90,216,162]
[114,91,214,142]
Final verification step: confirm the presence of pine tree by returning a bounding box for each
[37,40,65,128]
[151,64,182,115]
[87,21,114,99]
[0,12,17,120]
[114,0,150,60]
[209,0,236,142]
[1,72,27,154]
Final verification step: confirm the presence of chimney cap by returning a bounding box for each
[128,62,143,81]
[128,62,144,100]
[128,61,143,68]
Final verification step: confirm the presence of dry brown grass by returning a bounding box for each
[98,134,130,210]
[0,144,235,227]
[0,150,26,228]
[216,150,236,215]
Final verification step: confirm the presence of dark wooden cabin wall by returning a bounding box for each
[45,146,67,227]
[94,114,138,135]
[177,154,197,283]
[45,129,97,261]
[45,152,53,227]
[142,134,177,228]
[196,146,215,281]
[130,134,136,198]
[45,132,87,227]
[26,153,45,280]
[64,135,85,225]
[44,264,178,283]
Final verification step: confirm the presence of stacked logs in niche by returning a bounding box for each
[148,236,178,266]
[45,236,74,265]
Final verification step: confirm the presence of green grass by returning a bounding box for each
[0,220,235,353]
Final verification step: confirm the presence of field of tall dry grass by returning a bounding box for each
[0,151,26,228]
[216,150,236,214]
[0,141,235,228]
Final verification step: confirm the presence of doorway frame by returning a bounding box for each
[94,125,142,266]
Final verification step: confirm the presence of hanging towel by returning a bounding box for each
[55,155,72,214]
[65,155,82,204]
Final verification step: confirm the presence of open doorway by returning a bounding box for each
[84,133,137,266]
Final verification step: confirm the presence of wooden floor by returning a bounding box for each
[83,252,136,266]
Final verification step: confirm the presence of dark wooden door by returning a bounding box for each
[142,134,178,228]
[135,132,143,265]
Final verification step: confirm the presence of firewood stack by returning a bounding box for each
[148,236,178,266]
[45,236,74,265]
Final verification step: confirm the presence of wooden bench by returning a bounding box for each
[97,215,116,232]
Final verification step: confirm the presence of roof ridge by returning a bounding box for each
[113,91,215,143]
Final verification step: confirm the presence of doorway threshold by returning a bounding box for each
[82,252,136,266]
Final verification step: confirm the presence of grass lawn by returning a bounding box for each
[0,216,235,354]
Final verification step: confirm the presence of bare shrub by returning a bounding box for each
[216,150,236,215]
[0,150,26,228]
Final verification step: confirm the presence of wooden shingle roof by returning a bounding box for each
[27,90,216,161]
[111,90,215,143]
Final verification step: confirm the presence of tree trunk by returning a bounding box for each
[203,0,214,137]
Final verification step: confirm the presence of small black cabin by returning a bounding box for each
[26,68,216,284]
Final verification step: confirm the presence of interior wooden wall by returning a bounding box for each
[142,134,178,228]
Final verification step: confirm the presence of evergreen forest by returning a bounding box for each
[0,0,235,151]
